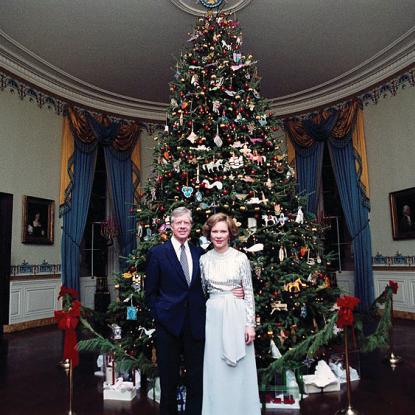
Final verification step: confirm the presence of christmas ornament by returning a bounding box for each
[213,126,223,147]
[199,235,211,249]
[202,179,223,190]
[203,159,224,173]
[212,100,221,113]
[111,324,122,340]
[270,339,282,359]
[233,52,242,63]
[228,153,244,168]
[186,128,198,144]
[195,190,203,202]
[278,245,287,262]
[262,214,277,226]
[248,137,263,144]
[270,300,288,314]
[247,217,257,232]
[243,243,264,253]
[295,206,304,224]
[278,213,288,226]
[284,278,307,293]
[127,306,138,321]
[181,185,194,198]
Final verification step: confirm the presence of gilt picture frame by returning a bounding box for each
[389,187,415,240]
[22,196,55,245]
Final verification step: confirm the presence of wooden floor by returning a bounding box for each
[0,320,414,415]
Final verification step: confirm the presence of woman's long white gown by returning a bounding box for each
[200,247,260,415]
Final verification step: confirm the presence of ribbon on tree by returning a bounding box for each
[336,295,360,329]
[55,286,81,367]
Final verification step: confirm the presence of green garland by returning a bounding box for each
[260,285,395,383]
[77,317,156,377]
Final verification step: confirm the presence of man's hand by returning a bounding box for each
[231,287,244,299]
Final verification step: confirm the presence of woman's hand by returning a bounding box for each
[245,326,255,345]
[231,287,244,299]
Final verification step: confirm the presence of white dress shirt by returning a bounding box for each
[171,236,193,282]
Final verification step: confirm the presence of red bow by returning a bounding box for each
[336,296,360,329]
[388,280,398,294]
[58,286,79,300]
[55,300,81,367]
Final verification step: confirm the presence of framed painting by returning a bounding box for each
[22,196,55,244]
[389,187,415,240]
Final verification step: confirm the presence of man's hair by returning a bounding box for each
[171,207,192,223]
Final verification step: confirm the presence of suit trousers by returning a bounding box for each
[155,313,204,415]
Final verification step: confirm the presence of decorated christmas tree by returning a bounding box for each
[81,11,340,379]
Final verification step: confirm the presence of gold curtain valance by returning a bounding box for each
[68,107,140,152]
[285,100,359,148]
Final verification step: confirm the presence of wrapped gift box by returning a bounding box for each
[103,379,136,401]
[302,360,340,394]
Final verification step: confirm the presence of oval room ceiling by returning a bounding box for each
[1,0,415,116]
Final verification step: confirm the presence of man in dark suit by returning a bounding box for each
[145,207,205,415]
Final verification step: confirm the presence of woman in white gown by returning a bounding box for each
[200,213,260,415]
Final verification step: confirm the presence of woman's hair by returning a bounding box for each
[171,206,192,224]
[202,213,239,239]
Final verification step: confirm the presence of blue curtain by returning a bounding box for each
[294,142,324,215]
[328,136,374,309]
[61,143,97,291]
[286,104,374,308]
[87,115,136,258]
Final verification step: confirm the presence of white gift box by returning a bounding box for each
[103,379,136,401]
[303,360,340,394]
[303,376,340,393]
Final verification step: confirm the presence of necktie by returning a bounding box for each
[180,244,191,285]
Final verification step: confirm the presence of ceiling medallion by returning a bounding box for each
[170,0,252,16]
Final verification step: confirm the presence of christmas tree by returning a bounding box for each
[81,11,340,379]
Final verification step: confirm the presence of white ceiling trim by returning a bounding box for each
[1,26,414,121]
[0,30,166,120]
[270,26,415,116]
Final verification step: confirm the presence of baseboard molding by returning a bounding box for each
[3,317,55,333]
[394,310,415,320]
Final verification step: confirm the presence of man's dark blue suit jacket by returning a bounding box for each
[145,239,206,339]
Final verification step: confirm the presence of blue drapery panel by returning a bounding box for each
[328,136,374,309]
[87,114,136,258]
[61,108,140,291]
[61,143,97,291]
[285,101,374,308]
[293,142,324,215]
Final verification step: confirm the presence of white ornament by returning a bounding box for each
[186,129,198,144]
[228,154,244,169]
[247,217,257,232]
[279,245,287,262]
[203,159,223,173]
[212,100,221,114]
[270,339,282,359]
[202,179,223,190]
[213,127,223,147]
[243,243,264,253]
[295,206,304,224]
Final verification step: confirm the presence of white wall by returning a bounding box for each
[0,91,62,267]
[364,86,415,257]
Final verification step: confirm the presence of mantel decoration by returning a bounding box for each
[21,196,55,245]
